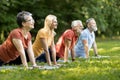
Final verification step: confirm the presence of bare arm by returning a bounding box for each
[50,40,57,65]
[40,38,51,66]
[82,40,89,58]
[71,44,75,61]
[26,40,37,67]
[92,41,98,56]
[64,38,71,62]
[12,39,28,67]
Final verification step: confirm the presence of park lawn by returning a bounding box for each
[0,39,120,80]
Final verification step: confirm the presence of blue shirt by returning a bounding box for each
[75,28,95,58]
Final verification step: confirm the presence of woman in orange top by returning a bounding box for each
[32,14,58,66]
[0,11,38,68]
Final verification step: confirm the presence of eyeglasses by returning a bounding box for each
[25,19,35,23]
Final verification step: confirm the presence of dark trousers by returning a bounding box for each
[0,59,4,66]
[56,56,60,61]
[36,49,52,63]
[5,50,29,65]
[36,49,60,63]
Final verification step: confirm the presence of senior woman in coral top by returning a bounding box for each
[0,11,39,68]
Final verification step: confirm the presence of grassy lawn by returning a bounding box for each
[0,39,120,80]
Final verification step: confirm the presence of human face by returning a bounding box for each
[73,23,83,35]
[88,19,97,32]
[23,16,35,29]
[51,18,58,29]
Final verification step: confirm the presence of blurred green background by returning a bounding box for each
[0,0,120,43]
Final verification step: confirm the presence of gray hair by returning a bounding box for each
[71,20,82,28]
[86,18,95,25]
[17,11,32,27]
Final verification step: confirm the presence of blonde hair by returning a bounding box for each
[44,14,57,28]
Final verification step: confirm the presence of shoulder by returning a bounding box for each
[10,28,22,36]
[8,28,23,39]
[64,29,74,35]
[81,29,88,35]
[83,28,88,33]
[65,29,74,33]
[36,28,48,38]
[80,29,89,39]
[62,29,74,40]
[38,28,48,34]
[10,28,21,33]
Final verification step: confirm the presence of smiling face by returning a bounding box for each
[22,15,35,30]
[87,19,97,32]
[51,17,58,29]
[71,20,83,35]
[44,14,58,30]
[72,23,83,35]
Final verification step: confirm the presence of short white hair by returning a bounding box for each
[86,18,95,25]
[71,20,82,28]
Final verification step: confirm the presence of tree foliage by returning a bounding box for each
[0,0,120,43]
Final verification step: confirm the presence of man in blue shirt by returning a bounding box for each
[75,18,99,58]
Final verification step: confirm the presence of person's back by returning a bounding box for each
[56,29,77,58]
[56,20,83,62]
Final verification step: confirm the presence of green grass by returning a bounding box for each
[0,39,120,80]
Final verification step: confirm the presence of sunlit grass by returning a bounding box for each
[0,39,120,80]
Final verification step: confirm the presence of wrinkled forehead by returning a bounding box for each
[24,15,32,20]
[79,21,83,26]
[73,23,83,29]
[77,21,83,27]
[89,19,96,24]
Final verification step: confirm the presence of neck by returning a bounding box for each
[22,27,29,34]
[21,27,29,39]
[49,25,54,31]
